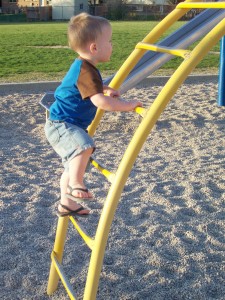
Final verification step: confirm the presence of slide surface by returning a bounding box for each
[104,7,225,94]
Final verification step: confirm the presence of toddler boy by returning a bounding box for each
[45,13,142,217]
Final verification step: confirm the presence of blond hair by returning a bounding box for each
[68,13,110,52]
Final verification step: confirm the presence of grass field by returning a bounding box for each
[0,21,220,83]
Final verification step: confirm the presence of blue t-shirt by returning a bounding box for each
[49,58,103,130]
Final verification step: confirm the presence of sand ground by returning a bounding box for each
[0,76,225,299]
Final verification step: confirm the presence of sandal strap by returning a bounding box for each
[67,185,89,194]
[59,203,85,214]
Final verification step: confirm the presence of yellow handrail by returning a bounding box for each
[90,157,115,183]
[177,2,225,9]
[134,106,147,117]
[136,42,190,58]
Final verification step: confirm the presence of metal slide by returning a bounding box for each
[104,6,225,94]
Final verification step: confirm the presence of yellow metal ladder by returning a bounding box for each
[46,1,225,299]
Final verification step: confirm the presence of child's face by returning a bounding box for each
[96,24,112,63]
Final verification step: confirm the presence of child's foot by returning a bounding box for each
[66,185,93,203]
[57,184,93,217]
[57,203,89,218]
[57,200,90,217]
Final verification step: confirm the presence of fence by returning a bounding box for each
[106,4,176,21]
[52,4,177,21]
[0,4,201,22]
[26,6,52,21]
[90,4,201,21]
[53,4,199,21]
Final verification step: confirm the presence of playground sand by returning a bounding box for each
[0,77,225,299]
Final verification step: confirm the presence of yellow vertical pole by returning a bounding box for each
[47,217,69,295]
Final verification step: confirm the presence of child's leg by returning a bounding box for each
[68,147,93,198]
[58,148,93,214]
[59,169,89,215]
[60,170,69,201]
[45,120,94,215]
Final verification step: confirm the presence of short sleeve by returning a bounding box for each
[77,60,103,99]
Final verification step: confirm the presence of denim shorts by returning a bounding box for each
[45,119,95,170]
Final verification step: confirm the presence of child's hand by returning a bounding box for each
[129,100,143,110]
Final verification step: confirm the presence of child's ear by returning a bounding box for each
[90,42,97,54]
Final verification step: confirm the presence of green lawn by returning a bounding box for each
[0,21,220,83]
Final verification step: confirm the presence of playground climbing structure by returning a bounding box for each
[41,1,225,299]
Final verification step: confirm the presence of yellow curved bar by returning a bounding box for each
[136,42,190,58]
[87,109,104,137]
[177,2,225,9]
[69,217,95,250]
[83,17,225,300]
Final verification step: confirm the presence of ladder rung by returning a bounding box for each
[134,106,147,117]
[136,42,190,58]
[90,157,115,183]
[69,216,95,250]
[51,251,77,300]
[177,2,225,9]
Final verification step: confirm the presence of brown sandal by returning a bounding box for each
[57,203,89,218]
[65,185,93,204]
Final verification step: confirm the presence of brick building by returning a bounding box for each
[1,0,51,13]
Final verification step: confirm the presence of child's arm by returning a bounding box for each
[103,85,120,98]
[90,93,142,112]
